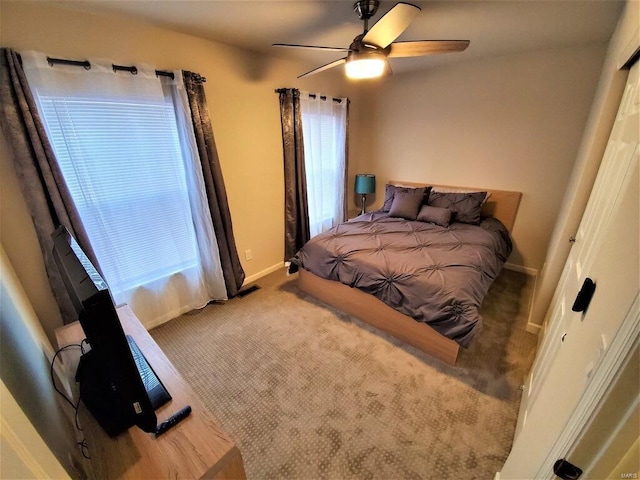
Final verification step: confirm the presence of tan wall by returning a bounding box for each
[0,0,615,339]
[0,129,65,344]
[0,2,361,471]
[0,246,80,478]
[0,0,626,475]
[0,0,362,340]
[530,0,640,327]
[354,45,607,272]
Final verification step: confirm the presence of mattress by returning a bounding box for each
[290,211,512,347]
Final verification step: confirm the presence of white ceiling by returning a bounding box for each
[50,0,625,74]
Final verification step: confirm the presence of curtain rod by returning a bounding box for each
[46,56,175,79]
[274,88,347,104]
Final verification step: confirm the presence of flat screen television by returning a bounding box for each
[51,225,165,437]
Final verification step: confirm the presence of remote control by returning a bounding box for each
[155,405,192,437]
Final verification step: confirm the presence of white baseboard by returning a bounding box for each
[504,262,538,277]
[243,262,286,285]
[504,263,541,337]
[525,322,542,335]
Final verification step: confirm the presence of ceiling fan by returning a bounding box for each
[273,0,470,79]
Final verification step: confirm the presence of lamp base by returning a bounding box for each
[360,194,367,215]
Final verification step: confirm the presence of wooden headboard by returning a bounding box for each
[389,181,522,233]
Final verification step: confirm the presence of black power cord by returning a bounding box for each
[50,341,91,459]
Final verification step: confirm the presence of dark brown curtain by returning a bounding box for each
[277,88,310,260]
[182,71,245,297]
[0,47,93,323]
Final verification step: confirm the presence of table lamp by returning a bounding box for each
[355,174,376,215]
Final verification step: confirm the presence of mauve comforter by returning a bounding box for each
[290,212,512,347]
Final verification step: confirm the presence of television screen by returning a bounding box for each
[52,226,159,436]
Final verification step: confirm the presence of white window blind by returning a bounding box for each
[38,95,199,291]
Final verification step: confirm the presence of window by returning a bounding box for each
[38,94,199,291]
[22,52,227,326]
[300,93,348,237]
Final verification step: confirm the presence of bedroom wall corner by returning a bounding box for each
[343,81,385,217]
[528,0,639,329]
[0,380,71,479]
[360,43,608,275]
[0,245,83,479]
[0,126,64,345]
[503,263,540,336]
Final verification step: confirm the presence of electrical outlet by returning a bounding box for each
[245,249,252,261]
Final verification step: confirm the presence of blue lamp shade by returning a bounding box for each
[354,174,376,194]
[354,174,375,214]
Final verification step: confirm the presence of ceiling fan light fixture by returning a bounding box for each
[275,1,470,79]
[345,51,386,79]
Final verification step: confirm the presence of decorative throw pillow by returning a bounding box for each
[417,205,452,227]
[388,190,425,220]
[428,191,487,225]
[382,185,431,212]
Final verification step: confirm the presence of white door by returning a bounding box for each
[500,62,639,479]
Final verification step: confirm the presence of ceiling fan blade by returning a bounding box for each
[388,40,470,58]
[362,2,421,49]
[298,58,346,78]
[273,43,352,53]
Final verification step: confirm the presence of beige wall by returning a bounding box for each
[0,0,357,280]
[0,246,81,478]
[500,2,638,475]
[354,45,607,272]
[0,2,360,472]
[0,0,615,338]
[530,0,640,327]
[0,0,363,340]
[0,129,65,344]
[0,0,626,475]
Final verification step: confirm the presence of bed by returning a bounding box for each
[290,181,522,365]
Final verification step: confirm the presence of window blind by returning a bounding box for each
[38,94,199,291]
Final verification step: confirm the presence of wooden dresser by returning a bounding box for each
[55,305,246,479]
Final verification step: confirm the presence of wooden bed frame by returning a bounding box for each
[297,182,522,365]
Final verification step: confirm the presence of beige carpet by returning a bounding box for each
[151,267,537,479]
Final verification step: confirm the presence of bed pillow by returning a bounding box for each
[417,205,452,227]
[388,190,425,220]
[431,187,492,205]
[428,191,487,225]
[382,185,431,212]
